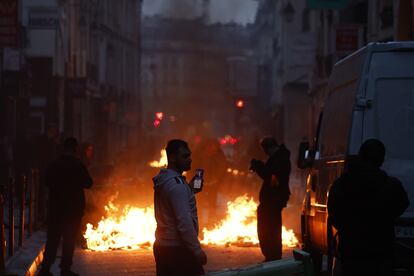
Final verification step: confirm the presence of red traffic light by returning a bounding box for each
[235,100,245,108]
[153,119,161,128]
[155,112,164,120]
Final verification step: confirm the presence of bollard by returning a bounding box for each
[18,174,26,247]
[0,182,5,274]
[28,169,34,236]
[8,174,14,256]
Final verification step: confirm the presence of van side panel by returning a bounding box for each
[363,51,414,217]
[304,50,366,253]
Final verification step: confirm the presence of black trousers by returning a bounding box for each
[153,244,205,276]
[42,215,82,271]
[257,204,282,261]
[340,257,394,276]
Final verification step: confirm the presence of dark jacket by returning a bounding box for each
[255,144,291,208]
[153,169,203,256]
[327,158,409,260]
[46,154,93,218]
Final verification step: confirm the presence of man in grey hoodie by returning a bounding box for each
[153,139,207,276]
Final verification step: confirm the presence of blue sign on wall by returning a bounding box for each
[308,0,347,9]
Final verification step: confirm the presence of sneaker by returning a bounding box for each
[61,270,79,276]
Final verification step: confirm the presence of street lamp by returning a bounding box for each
[281,2,295,23]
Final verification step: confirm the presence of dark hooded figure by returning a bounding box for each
[328,139,409,276]
[39,137,93,276]
[250,137,291,261]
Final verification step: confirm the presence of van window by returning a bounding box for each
[319,81,357,157]
[375,79,414,160]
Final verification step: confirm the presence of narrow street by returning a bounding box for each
[47,246,295,275]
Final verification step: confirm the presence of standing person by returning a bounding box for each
[38,137,93,276]
[153,139,207,276]
[250,137,291,262]
[328,139,409,276]
[192,137,228,227]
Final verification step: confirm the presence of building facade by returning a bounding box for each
[0,0,142,176]
[254,0,414,231]
[141,16,256,150]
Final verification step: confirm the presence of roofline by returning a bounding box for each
[335,41,414,67]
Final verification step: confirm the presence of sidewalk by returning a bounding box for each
[4,231,46,276]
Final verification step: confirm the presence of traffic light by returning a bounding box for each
[235,99,245,108]
[153,111,164,128]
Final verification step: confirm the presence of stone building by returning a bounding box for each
[141,16,256,148]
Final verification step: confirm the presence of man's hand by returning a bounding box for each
[249,159,263,172]
[195,250,207,265]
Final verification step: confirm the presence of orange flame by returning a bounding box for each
[84,197,156,251]
[149,149,167,168]
[84,195,298,252]
[201,195,298,248]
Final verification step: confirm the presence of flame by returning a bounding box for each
[84,194,298,252]
[227,167,243,176]
[149,149,167,168]
[202,195,258,246]
[84,198,156,251]
[201,195,298,248]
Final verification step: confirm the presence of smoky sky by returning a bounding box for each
[142,0,258,25]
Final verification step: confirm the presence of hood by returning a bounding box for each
[152,168,181,190]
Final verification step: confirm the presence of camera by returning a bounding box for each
[250,159,262,172]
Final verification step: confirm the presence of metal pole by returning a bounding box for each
[0,181,5,273]
[8,173,14,256]
[28,169,33,236]
[33,169,39,230]
[18,174,26,247]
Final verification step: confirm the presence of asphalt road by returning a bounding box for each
[47,245,296,275]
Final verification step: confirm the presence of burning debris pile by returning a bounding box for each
[201,195,298,248]
[84,195,298,251]
[84,196,156,251]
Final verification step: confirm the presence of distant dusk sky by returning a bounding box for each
[142,0,258,25]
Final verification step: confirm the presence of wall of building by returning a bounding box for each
[141,16,256,150]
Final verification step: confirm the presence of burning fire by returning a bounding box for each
[201,195,298,248]
[84,197,156,251]
[149,149,167,168]
[84,195,298,251]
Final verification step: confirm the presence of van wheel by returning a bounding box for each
[327,223,337,274]
[301,215,323,273]
[310,249,323,273]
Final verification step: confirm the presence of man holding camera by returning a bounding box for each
[250,137,291,262]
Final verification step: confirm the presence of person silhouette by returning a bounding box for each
[328,139,409,276]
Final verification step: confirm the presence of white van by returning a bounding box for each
[298,42,414,273]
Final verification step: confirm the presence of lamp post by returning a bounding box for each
[281,2,295,23]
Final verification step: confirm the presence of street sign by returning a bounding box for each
[0,0,19,47]
[29,7,58,29]
[308,0,347,9]
[2,47,21,71]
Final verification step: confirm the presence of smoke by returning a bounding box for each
[208,0,258,25]
[142,0,258,25]
[143,0,203,20]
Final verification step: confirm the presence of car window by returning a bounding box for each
[319,81,357,157]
